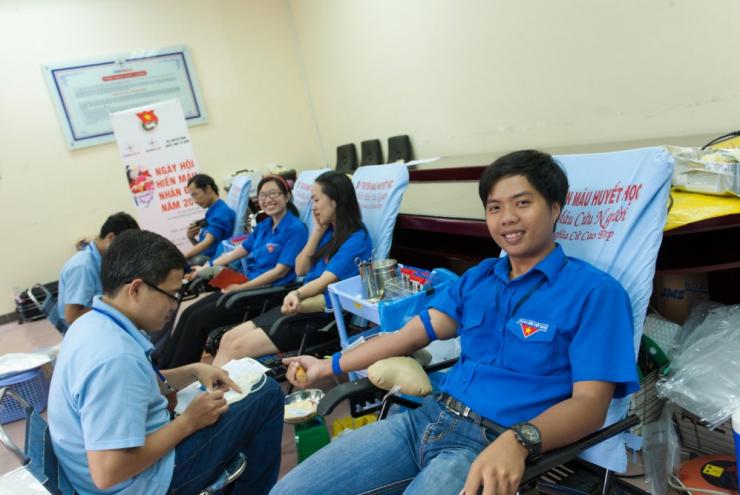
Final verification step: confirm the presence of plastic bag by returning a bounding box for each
[668,145,740,196]
[671,300,725,356]
[664,190,740,231]
[643,404,681,495]
[656,303,740,428]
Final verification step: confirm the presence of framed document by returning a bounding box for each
[43,45,207,150]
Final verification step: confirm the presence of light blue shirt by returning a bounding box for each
[48,297,174,494]
[57,243,103,321]
[429,244,639,427]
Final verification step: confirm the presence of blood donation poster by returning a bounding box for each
[111,99,203,252]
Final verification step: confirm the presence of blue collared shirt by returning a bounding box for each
[201,198,236,258]
[48,297,174,494]
[429,244,639,427]
[305,226,373,308]
[57,242,103,321]
[241,212,308,286]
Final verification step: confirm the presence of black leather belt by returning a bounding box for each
[438,393,506,435]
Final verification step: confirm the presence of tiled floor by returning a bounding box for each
[0,299,350,482]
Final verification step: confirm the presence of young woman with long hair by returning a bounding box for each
[212,171,373,366]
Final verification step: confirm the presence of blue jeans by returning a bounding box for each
[169,376,284,495]
[271,394,499,495]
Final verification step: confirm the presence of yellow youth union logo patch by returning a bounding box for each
[517,319,549,338]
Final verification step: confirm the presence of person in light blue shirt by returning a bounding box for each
[157,175,308,368]
[213,171,372,367]
[57,212,138,325]
[48,230,283,495]
[184,174,236,261]
[275,150,640,495]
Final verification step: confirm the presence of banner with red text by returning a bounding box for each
[111,99,203,252]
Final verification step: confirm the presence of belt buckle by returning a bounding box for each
[445,396,471,418]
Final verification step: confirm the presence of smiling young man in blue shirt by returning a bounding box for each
[275,150,639,495]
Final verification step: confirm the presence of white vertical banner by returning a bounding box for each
[111,99,203,252]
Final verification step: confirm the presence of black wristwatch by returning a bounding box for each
[510,422,542,459]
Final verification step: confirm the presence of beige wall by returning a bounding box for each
[4,0,740,314]
[0,0,322,314]
[289,0,739,157]
[288,0,739,218]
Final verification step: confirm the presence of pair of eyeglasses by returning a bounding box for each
[127,279,183,304]
[257,190,283,201]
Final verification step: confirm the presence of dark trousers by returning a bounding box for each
[168,376,284,495]
[158,292,248,368]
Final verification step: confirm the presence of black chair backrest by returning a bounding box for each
[360,140,383,166]
[387,135,413,163]
[336,144,358,173]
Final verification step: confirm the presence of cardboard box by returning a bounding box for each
[674,408,735,456]
[651,273,709,324]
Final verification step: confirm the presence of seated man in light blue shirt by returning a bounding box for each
[57,212,139,325]
[276,150,640,495]
[48,230,283,495]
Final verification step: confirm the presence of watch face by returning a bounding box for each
[520,424,540,443]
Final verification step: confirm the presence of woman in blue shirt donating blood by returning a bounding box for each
[157,175,308,368]
[212,171,373,367]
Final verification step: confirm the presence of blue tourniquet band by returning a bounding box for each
[331,352,343,376]
[420,310,437,342]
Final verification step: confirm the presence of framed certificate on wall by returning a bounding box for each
[43,45,207,150]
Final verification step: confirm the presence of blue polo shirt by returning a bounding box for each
[201,198,236,258]
[48,297,174,494]
[305,226,373,308]
[429,244,639,427]
[57,242,103,321]
[241,212,308,286]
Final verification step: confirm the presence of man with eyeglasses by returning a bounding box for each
[48,230,284,495]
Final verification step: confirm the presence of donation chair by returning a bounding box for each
[0,388,247,495]
[27,283,68,335]
[318,146,675,493]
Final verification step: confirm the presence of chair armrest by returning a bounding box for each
[267,312,334,338]
[0,387,30,463]
[318,378,377,416]
[218,283,299,310]
[521,414,640,485]
[424,358,458,374]
[316,356,458,416]
[187,277,209,293]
